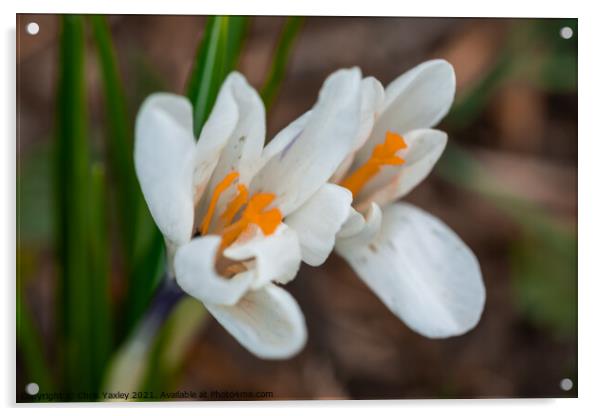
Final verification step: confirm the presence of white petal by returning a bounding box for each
[224,224,302,288]
[134,93,196,246]
[192,73,242,205]
[198,73,267,229]
[354,60,455,167]
[355,129,447,207]
[330,153,355,184]
[206,284,307,359]
[356,76,386,150]
[337,205,367,239]
[258,111,312,173]
[285,184,352,266]
[174,235,254,306]
[337,203,485,338]
[331,77,385,182]
[384,60,455,111]
[207,72,266,186]
[335,203,382,251]
[250,68,362,215]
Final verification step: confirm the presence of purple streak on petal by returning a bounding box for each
[280,129,304,160]
[138,277,186,341]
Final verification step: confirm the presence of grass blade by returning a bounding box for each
[224,16,248,71]
[54,15,93,394]
[16,293,55,394]
[260,17,304,111]
[125,229,166,336]
[88,15,165,341]
[186,16,248,137]
[87,164,112,388]
[89,15,139,260]
[141,298,208,395]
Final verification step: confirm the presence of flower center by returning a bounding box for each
[339,131,407,197]
[199,171,282,249]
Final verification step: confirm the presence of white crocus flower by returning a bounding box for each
[325,60,485,338]
[134,70,361,358]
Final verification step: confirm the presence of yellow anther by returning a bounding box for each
[199,172,239,235]
[220,193,282,249]
[340,131,407,197]
[198,171,282,250]
[220,184,249,227]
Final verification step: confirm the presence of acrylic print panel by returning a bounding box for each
[16,14,577,402]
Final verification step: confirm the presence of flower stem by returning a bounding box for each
[137,277,186,342]
[103,277,185,392]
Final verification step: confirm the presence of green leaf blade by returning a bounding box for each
[88,164,113,389]
[55,14,94,395]
[88,15,166,342]
[260,17,304,111]
[16,293,55,394]
[89,15,139,261]
[186,16,248,137]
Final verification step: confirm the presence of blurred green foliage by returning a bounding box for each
[261,16,304,110]
[54,15,100,393]
[17,142,53,247]
[89,15,166,341]
[511,226,577,339]
[89,16,140,262]
[438,144,577,339]
[16,290,55,392]
[140,298,208,398]
[18,13,303,399]
[448,19,577,130]
[186,16,248,138]
[516,19,577,93]
[88,165,113,383]
[442,18,577,340]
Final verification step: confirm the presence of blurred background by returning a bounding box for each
[17,15,577,400]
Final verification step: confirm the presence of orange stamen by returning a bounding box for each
[220,220,248,249]
[220,184,249,227]
[340,131,407,197]
[220,193,282,249]
[199,171,239,235]
[198,172,283,250]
